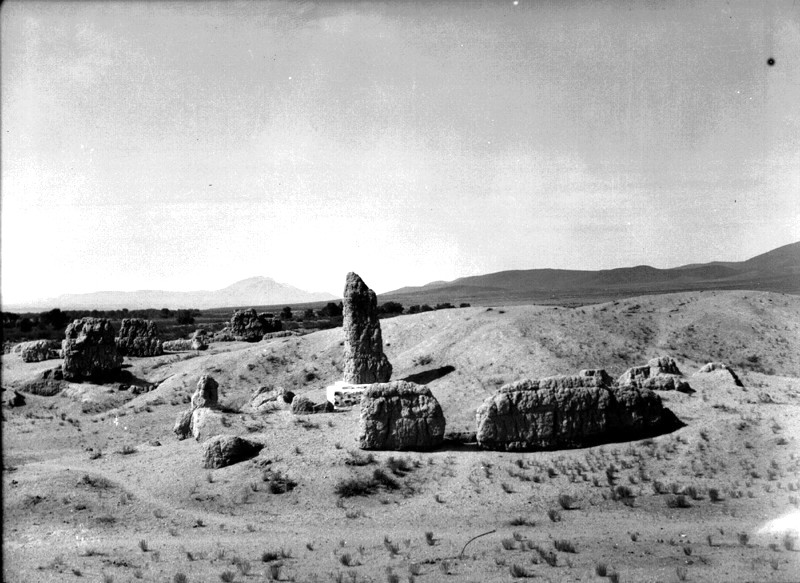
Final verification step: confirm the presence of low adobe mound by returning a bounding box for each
[18,340,61,363]
[617,356,692,393]
[116,318,163,357]
[475,372,679,451]
[202,435,263,469]
[358,381,445,450]
[695,362,744,387]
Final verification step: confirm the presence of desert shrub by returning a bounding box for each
[652,480,668,494]
[138,539,148,552]
[438,560,452,575]
[708,488,722,502]
[383,536,400,556]
[79,474,112,489]
[267,563,282,581]
[339,552,356,566]
[425,531,436,546]
[336,476,377,497]
[219,571,235,583]
[554,539,577,553]
[509,516,535,526]
[386,456,414,476]
[533,545,558,567]
[117,444,137,455]
[738,532,749,546]
[345,451,376,466]
[547,509,562,522]
[261,549,291,562]
[612,485,635,501]
[666,495,691,508]
[783,532,797,551]
[412,354,433,367]
[558,493,579,509]
[373,468,400,490]
[677,566,688,581]
[509,563,533,578]
[685,485,703,500]
[232,557,251,575]
[501,538,517,550]
[595,562,608,576]
[264,470,297,494]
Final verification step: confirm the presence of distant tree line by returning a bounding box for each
[1,299,472,347]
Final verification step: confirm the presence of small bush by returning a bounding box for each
[138,539,148,552]
[118,445,137,455]
[339,552,356,566]
[738,532,749,546]
[534,545,558,567]
[509,517,534,526]
[676,566,688,581]
[386,456,414,476]
[373,468,400,490]
[232,557,251,575]
[219,572,235,583]
[501,538,517,550]
[608,571,620,583]
[267,563,282,581]
[547,509,562,522]
[425,531,436,546]
[666,495,691,508]
[335,476,378,498]
[783,532,797,551]
[262,549,290,562]
[345,451,376,466]
[383,536,400,556]
[554,539,577,553]
[558,494,579,509]
[595,562,608,576]
[509,563,533,578]
[708,488,722,502]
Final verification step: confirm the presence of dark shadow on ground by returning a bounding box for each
[401,365,456,385]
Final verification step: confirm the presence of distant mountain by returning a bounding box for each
[380,241,800,307]
[9,277,337,311]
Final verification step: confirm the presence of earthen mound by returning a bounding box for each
[695,362,744,387]
[618,355,691,393]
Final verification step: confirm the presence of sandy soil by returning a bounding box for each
[3,290,800,582]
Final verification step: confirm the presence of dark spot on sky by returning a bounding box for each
[767,58,775,66]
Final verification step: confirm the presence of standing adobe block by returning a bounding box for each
[342,272,392,384]
[358,381,445,450]
[62,318,123,381]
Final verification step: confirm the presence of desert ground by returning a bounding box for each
[3,289,800,583]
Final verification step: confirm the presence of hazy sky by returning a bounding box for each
[2,1,799,303]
